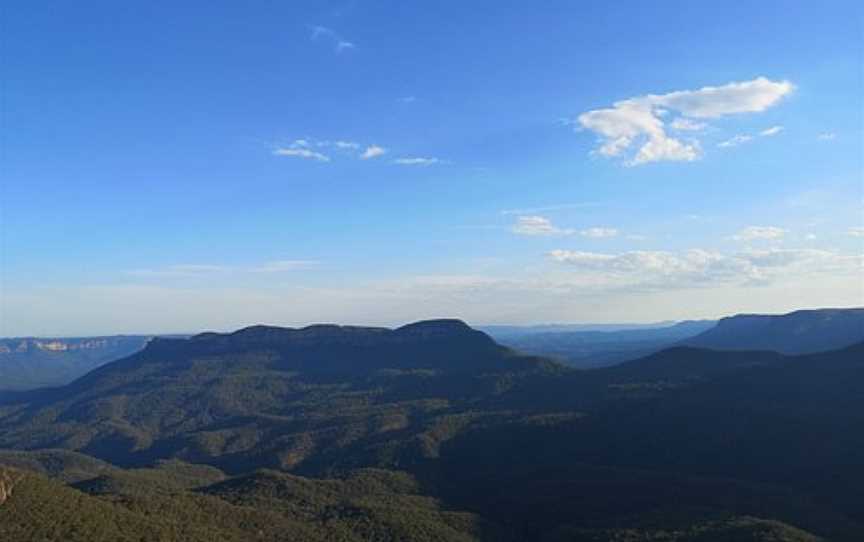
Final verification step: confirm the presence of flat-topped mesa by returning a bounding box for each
[681,307,864,355]
[144,319,491,356]
[394,319,475,338]
[128,319,522,374]
[169,324,392,355]
[221,320,482,345]
[0,467,25,505]
[228,324,390,345]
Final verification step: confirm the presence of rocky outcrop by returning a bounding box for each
[0,467,25,505]
[0,337,126,354]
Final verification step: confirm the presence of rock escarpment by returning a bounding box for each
[0,467,25,505]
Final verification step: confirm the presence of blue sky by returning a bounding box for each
[2,0,863,336]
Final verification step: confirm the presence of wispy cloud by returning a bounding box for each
[398,96,417,103]
[275,138,438,165]
[310,25,355,53]
[273,147,331,162]
[576,77,793,166]
[511,217,620,239]
[512,216,574,236]
[549,247,855,290]
[847,227,864,238]
[818,132,837,141]
[718,134,753,148]
[392,157,442,166]
[719,125,784,148]
[360,145,387,160]
[730,226,787,241]
[579,227,619,238]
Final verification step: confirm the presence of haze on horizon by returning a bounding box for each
[2,1,863,337]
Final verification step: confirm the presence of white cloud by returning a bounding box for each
[719,125,783,148]
[276,138,438,164]
[512,216,574,236]
[576,77,793,165]
[273,139,398,162]
[399,96,417,103]
[818,132,836,140]
[848,227,864,238]
[670,118,707,131]
[646,78,794,118]
[310,25,355,53]
[578,101,701,166]
[580,227,619,238]
[741,248,835,268]
[9,247,861,336]
[273,148,330,162]
[511,218,618,239]
[718,134,753,148]
[549,247,853,290]
[392,157,441,166]
[360,145,387,160]
[731,226,787,241]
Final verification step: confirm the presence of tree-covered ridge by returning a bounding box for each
[0,462,495,542]
[0,460,827,542]
[0,320,558,472]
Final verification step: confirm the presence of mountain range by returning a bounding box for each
[1,308,863,540]
[483,307,864,368]
[680,308,864,353]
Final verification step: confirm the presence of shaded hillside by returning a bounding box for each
[681,307,864,354]
[431,342,864,540]
[0,336,152,391]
